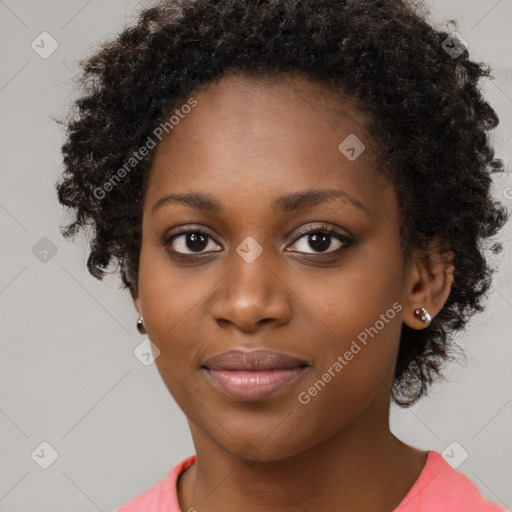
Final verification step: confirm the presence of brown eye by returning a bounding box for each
[288,226,353,255]
[165,229,222,255]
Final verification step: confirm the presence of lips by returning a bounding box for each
[201,349,309,371]
[201,349,309,401]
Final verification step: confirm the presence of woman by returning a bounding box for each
[55,0,509,510]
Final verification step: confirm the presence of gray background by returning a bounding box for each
[1,0,511,511]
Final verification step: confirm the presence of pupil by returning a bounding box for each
[309,233,330,252]
[187,233,207,251]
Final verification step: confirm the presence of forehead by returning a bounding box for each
[167,72,370,144]
[144,72,396,222]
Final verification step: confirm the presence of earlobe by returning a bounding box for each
[403,240,454,330]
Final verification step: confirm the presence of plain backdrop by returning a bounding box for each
[1,0,511,511]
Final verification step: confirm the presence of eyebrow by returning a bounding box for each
[151,188,369,215]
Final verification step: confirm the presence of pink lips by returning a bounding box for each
[202,349,309,401]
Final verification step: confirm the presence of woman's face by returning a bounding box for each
[135,73,420,460]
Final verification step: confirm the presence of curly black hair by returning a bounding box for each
[55,0,509,406]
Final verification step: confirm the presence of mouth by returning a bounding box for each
[201,367,308,401]
[201,349,310,401]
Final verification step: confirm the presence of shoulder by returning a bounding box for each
[113,455,197,512]
[397,451,507,512]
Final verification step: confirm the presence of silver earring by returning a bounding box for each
[136,316,147,334]
[414,307,432,326]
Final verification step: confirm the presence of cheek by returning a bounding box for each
[139,266,206,412]
[294,248,403,346]
[297,296,402,405]
[290,251,404,406]
[138,240,206,330]
[137,247,205,369]
[292,298,402,444]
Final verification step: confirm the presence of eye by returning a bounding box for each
[164,227,222,255]
[287,225,353,255]
[162,224,353,257]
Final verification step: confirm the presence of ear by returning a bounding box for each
[403,237,455,330]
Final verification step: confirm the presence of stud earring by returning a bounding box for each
[136,316,147,334]
[414,307,432,326]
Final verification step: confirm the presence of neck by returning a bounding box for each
[177,400,427,512]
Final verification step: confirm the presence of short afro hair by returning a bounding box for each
[55,0,509,406]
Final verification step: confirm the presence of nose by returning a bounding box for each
[211,250,292,333]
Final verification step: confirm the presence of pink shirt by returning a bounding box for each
[114,451,507,511]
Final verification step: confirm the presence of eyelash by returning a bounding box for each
[162,224,354,258]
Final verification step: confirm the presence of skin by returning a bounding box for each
[133,72,454,512]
